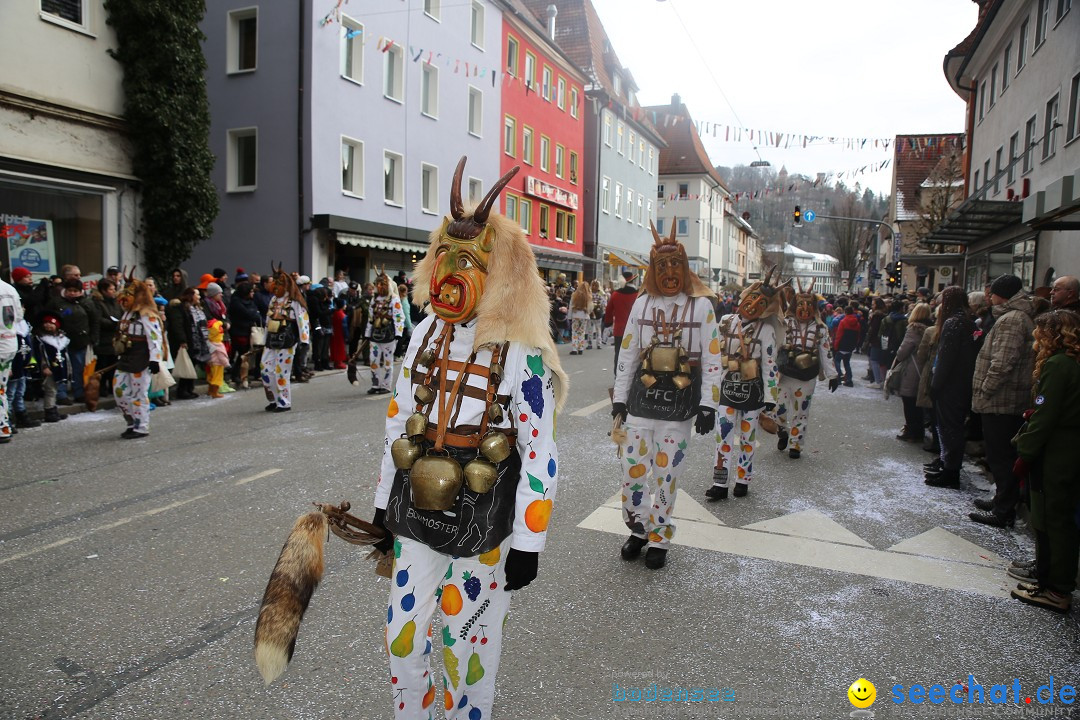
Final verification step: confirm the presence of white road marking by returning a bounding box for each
[570,398,611,417]
[743,509,874,548]
[579,498,1011,598]
[0,469,283,566]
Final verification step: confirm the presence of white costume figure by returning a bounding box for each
[0,276,21,443]
[261,269,311,412]
[568,283,592,355]
[112,277,165,438]
[775,279,839,459]
[365,268,406,395]
[588,282,606,349]
[708,268,787,500]
[611,222,722,570]
[371,158,567,720]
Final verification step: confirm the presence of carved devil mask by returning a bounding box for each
[794,279,818,323]
[644,221,691,297]
[738,266,786,321]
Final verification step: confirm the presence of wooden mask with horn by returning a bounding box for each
[643,220,690,297]
[793,278,818,322]
[738,265,791,321]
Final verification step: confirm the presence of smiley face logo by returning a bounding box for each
[848,678,876,708]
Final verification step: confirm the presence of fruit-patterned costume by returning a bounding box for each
[372,158,566,720]
[0,277,21,442]
[113,310,164,436]
[366,274,406,392]
[261,294,310,410]
[775,313,837,456]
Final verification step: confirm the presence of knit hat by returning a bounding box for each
[205,282,223,298]
[197,273,214,289]
[212,267,227,279]
[11,267,32,282]
[297,275,311,285]
[41,314,61,328]
[235,271,250,282]
[989,274,1023,300]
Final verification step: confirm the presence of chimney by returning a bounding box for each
[671,92,681,108]
[546,4,557,40]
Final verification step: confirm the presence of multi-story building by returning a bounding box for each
[519,0,666,284]
[764,244,839,295]
[194,0,503,282]
[1,2,140,280]
[928,0,1079,291]
[726,210,761,286]
[498,0,588,282]
[644,94,731,290]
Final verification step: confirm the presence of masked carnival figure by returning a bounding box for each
[371,157,567,720]
[365,267,406,395]
[706,267,788,501]
[774,279,840,459]
[611,221,722,570]
[0,273,21,443]
[112,275,164,438]
[262,267,311,412]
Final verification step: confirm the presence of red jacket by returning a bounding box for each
[834,314,861,352]
[603,286,638,337]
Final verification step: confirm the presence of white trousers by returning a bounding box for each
[618,417,692,549]
[261,347,295,408]
[370,340,397,389]
[714,406,761,485]
[776,376,817,452]
[114,369,152,434]
[0,353,12,440]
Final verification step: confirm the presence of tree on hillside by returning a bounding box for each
[829,192,874,292]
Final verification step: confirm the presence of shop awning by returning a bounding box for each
[922,199,1022,246]
[532,246,602,272]
[603,249,649,268]
[337,232,429,254]
[898,252,966,266]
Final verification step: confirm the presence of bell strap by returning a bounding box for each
[409,319,442,379]
[423,425,518,449]
[477,343,507,437]
[434,330,473,452]
[448,350,480,430]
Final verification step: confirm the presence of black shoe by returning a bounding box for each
[620,535,647,561]
[776,429,789,451]
[0,435,10,444]
[788,449,801,459]
[925,470,960,488]
[969,511,1015,528]
[121,430,148,439]
[377,387,391,394]
[705,484,728,502]
[367,387,381,395]
[273,405,292,413]
[843,381,853,387]
[923,458,944,471]
[644,547,667,570]
[733,483,748,498]
[177,390,199,400]
[973,497,995,512]
[14,412,40,429]
[265,403,277,412]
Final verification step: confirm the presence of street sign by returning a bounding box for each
[803,209,816,223]
[840,270,850,279]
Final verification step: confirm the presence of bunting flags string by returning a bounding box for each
[724,159,894,204]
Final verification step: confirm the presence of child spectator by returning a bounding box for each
[206,317,230,398]
[34,314,70,423]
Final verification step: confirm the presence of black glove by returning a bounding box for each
[503,548,539,591]
[148,361,160,374]
[694,406,716,435]
[611,402,628,423]
[764,402,776,413]
[829,377,840,392]
[371,507,395,554]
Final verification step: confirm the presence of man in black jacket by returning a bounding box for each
[46,277,99,404]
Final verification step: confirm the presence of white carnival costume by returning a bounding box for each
[262,270,311,412]
[366,269,406,394]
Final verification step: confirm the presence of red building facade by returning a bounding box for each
[500,7,587,280]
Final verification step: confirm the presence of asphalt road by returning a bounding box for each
[1,347,1077,720]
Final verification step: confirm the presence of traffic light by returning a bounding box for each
[793,205,802,227]
[894,260,902,278]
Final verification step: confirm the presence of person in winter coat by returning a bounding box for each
[112,278,164,438]
[603,271,639,374]
[863,298,887,388]
[168,288,211,400]
[394,283,413,360]
[308,285,333,371]
[1010,309,1080,614]
[33,314,70,423]
[568,282,593,355]
[832,305,861,385]
[879,300,907,373]
[164,268,188,302]
[968,274,1036,528]
[915,322,940,452]
[45,277,99,405]
[202,282,229,331]
[588,279,606,349]
[92,278,122,394]
[924,287,977,488]
[228,282,262,386]
[254,274,274,317]
[891,303,930,442]
[330,295,348,369]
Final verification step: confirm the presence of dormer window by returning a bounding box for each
[613,74,621,97]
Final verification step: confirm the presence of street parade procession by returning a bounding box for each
[5,0,1080,717]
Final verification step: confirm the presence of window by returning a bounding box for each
[1018,19,1029,72]
[566,213,576,244]
[468,87,482,136]
[522,126,534,165]
[569,152,578,184]
[227,128,257,191]
[973,169,981,192]
[1024,114,1038,173]
[341,137,364,196]
[470,1,484,48]
[601,177,610,213]
[539,206,549,237]
[979,80,986,121]
[657,183,665,199]
[506,36,519,76]
[384,43,404,102]
[1035,0,1049,48]
[524,52,536,89]
[613,74,621,97]
[983,159,990,192]
[421,63,439,118]
[603,115,613,146]
[228,8,258,73]
[504,115,516,156]
[421,163,438,214]
[555,145,564,178]
[519,200,531,234]
[1043,94,1059,159]
[614,182,623,217]
[1002,44,1011,92]
[677,218,688,236]
[989,65,998,106]
[341,16,363,82]
[555,210,566,242]
[468,178,482,203]
[678,183,689,199]
[637,194,644,225]
[617,123,625,155]
[629,132,636,163]
[539,136,550,172]
[1067,72,1080,142]
[1058,0,1073,21]
[1008,132,1019,184]
[542,66,552,101]
[639,140,646,168]
[41,0,88,29]
[424,0,440,21]
[570,88,579,118]
[656,217,665,235]
[384,151,404,205]
[994,147,1003,194]
[504,194,518,222]
[647,200,653,224]
[556,77,566,110]
[648,148,655,175]
[626,188,633,223]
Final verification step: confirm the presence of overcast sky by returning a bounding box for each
[588,0,978,197]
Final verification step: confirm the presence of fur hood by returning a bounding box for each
[412,211,568,412]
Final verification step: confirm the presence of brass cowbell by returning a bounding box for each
[463,458,497,493]
[405,412,428,439]
[391,435,423,469]
[478,431,511,463]
[414,384,436,406]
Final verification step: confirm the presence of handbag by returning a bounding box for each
[173,349,198,380]
[250,326,267,347]
[151,365,177,393]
